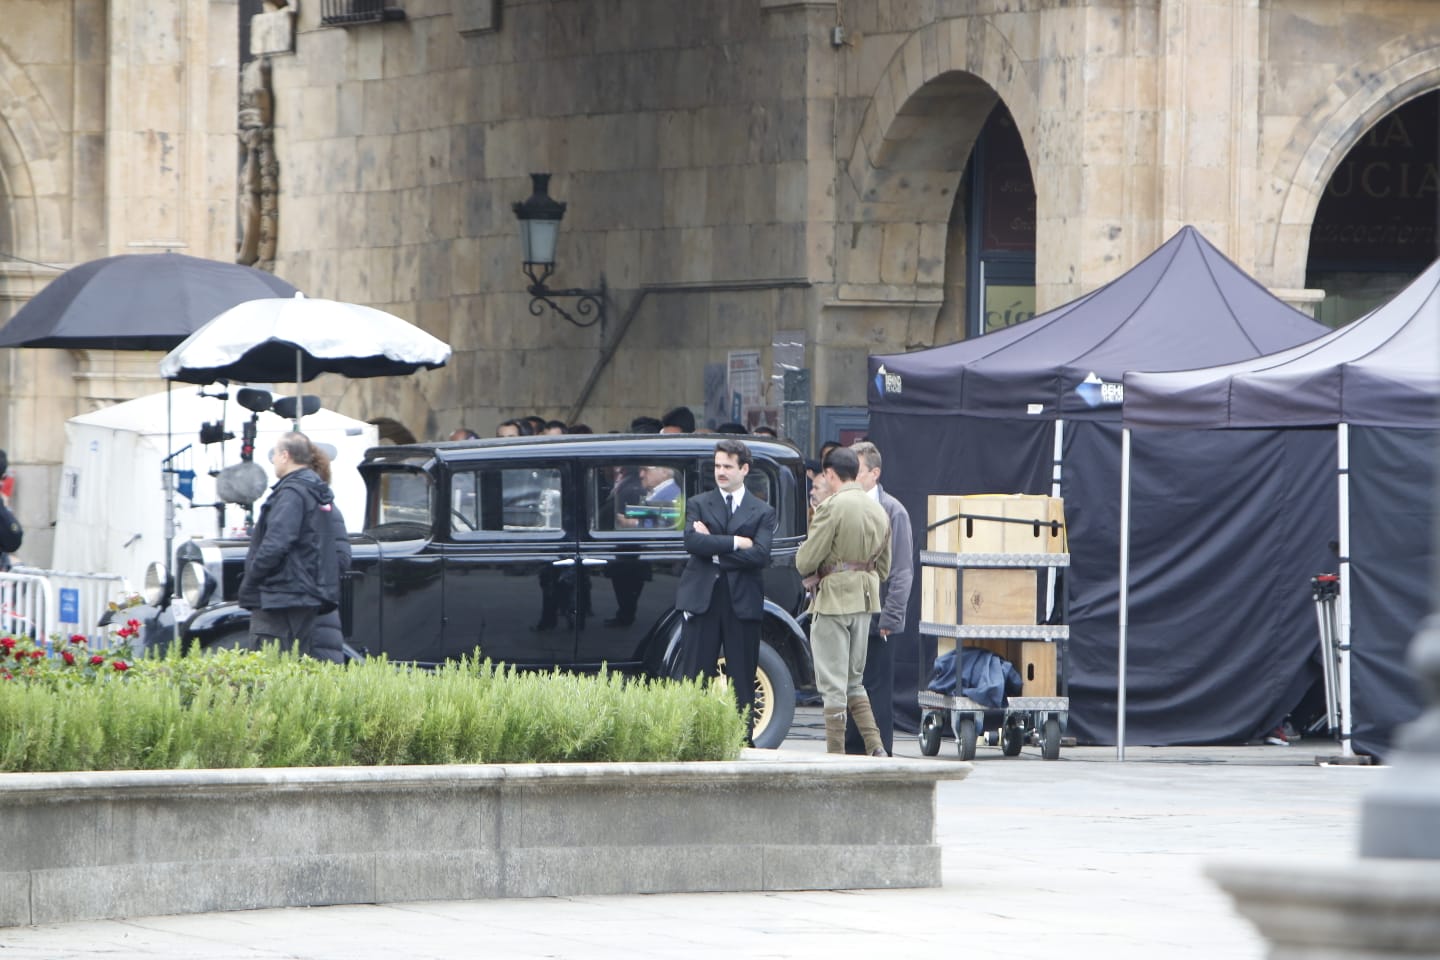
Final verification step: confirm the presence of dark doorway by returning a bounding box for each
[964,104,1037,338]
[1307,90,1440,326]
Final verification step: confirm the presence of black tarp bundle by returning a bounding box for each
[868,226,1330,745]
[1125,258,1440,758]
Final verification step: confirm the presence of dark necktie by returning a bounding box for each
[725,494,734,516]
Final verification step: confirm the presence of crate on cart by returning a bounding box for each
[917,495,1070,761]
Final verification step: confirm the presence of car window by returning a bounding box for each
[366,469,433,540]
[451,465,566,535]
[698,459,775,505]
[589,461,687,534]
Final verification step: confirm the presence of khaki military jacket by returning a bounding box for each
[796,481,892,615]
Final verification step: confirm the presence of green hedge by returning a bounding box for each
[0,638,746,771]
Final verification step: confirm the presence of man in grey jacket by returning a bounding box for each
[845,441,914,755]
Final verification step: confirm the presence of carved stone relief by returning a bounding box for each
[236,58,278,272]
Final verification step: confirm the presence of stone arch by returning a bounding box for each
[370,416,417,445]
[0,45,67,262]
[1261,31,1440,287]
[838,17,1039,304]
[333,374,438,447]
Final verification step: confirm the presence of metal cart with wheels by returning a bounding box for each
[915,495,1070,761]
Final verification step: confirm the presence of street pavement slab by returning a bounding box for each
[0,712,1378,959]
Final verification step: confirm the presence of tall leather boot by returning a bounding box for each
[848,696,888,757]
[824,708,848,754]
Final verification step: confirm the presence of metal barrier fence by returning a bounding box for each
[0,572,54,640]
[6,567,132,643]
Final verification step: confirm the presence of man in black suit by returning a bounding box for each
[676,438,776,743]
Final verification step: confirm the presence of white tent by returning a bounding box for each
[54,389,377,587]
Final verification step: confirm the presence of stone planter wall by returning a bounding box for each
[0,751,969,926]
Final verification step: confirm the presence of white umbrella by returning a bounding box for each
[159,292,451,387]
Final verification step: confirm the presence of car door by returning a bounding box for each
[438,457,579,667]
[573,456,694,671]
[359,464,444,663]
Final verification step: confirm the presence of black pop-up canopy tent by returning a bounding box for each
[1124,258,1440,758]
[868,226,1331,745]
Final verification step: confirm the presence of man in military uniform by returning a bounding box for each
[796,446,892,755]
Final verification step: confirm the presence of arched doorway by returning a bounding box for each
[842,75,1037,348]
[960,103,1037,339]
[1306,90,1440,326]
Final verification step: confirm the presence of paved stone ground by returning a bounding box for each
[0,707,1380,959]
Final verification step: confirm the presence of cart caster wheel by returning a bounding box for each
[918,712,942,757]
[1002,723,1025,757]
[1041,716,1062,761]
[956,715,977,761]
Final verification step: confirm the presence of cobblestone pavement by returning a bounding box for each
[0,707,1379,959]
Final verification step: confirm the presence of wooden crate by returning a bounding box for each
[964,638,1058,697]
[1017,640,1057,697]
[960,569,1036,625]
[927,494,1065,554]
[926,495,967,552]
[921,566,958,626]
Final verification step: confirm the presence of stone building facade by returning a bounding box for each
[0,0,1438,564]
[258,0,1440,443]
[0,0,238,563]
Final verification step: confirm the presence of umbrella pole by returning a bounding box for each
[293,349,302,430]
[164,380,174,573]
[164,381,179,644]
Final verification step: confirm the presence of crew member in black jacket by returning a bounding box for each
[239,432,341,650]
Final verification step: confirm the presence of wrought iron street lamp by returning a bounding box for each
[512,173,608,329]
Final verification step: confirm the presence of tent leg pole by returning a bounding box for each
[294,350,302,430]
[1338,422,1354,757]
[1118,427,1131,760]
[1047,419,1064,621]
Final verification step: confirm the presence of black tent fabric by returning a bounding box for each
[869,226,1330,744]
[1349,427,1433,757]
[1124,258,1440,757]
[872,227,1326,421]
[1125,257,1440,428]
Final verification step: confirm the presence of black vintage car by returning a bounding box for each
[145,434,816,748]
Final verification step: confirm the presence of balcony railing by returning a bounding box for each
[320,0,406,26]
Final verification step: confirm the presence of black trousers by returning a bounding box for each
[679,576,760,740]
[845,626,895,755]
[249,606,320,652]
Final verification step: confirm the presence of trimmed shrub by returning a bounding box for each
[0,639,746,771]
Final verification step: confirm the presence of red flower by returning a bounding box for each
[0,637,14,650]
[126,618,140,629]
[112,660,130,672]
[89,655,104,666]
[62,651,76,665]
[69,634,87,644]
[29,649,44,660]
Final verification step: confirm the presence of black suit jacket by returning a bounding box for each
[676,488,775,621]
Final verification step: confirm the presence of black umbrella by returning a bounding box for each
[0,252,298,351]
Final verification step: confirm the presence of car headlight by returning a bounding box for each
[179,560,214,608]
[142,561,170,606]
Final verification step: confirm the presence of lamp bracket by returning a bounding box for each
[523,264,607,330]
